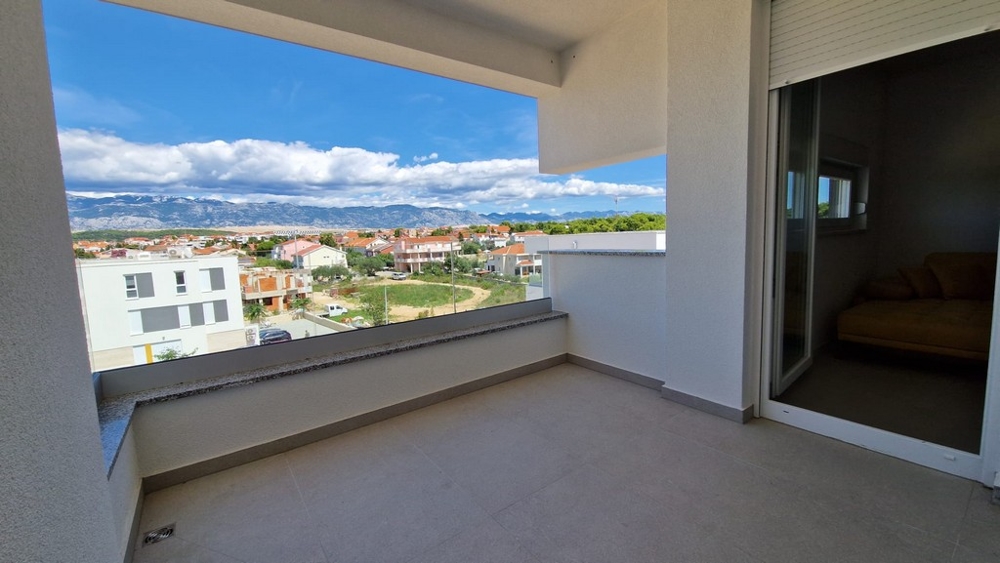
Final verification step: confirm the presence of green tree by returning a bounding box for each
[393,228,403,238]
[74,248,97,259]
[254,258,293,269]
[461,240,482,255]
[359,290,389,326]
[291,297,312,319]
[430,228,448,236]
[356,256,384,276]
[346,249,365,268]
[154,347,198,361]
[243,303,267,324]
[319,232,336,247]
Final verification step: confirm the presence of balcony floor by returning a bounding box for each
[133,364,999,563]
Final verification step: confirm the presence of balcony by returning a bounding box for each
[129,363,997,563]
[95,248,998,563]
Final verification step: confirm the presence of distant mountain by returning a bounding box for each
[481,210,616,223]
[65,194,485,231]
[64,194,625,231]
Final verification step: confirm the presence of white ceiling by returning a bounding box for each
[397,0,653,51]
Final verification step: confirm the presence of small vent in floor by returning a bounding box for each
[142,524,175,546]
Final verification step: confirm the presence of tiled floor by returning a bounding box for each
[133,364,1000,563]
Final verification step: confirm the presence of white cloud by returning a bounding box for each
[52,87,142,127]
[58,129,665,209]
[412,152,439,163]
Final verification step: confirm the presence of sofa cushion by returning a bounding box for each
[838,298,993,357]
[898,266,942,299]
[863,277,916,301]
[925,252,997,300]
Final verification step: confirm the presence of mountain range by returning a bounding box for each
[65,194,618,231]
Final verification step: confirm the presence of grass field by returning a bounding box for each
[359,283,474,308]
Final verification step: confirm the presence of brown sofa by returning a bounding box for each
[837,252,996,360]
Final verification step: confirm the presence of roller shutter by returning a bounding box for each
[770,0,1000,89]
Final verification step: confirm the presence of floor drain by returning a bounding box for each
[142,524,175,546]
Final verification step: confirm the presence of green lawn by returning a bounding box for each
[360,283,474,308]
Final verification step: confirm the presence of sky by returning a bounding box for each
[42,0,667,216]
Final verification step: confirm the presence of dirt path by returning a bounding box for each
[310,279,491,322]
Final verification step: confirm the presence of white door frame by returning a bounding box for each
[758,88,998,483]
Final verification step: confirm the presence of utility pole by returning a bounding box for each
[384,285,388,325]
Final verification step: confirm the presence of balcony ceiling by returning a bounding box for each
[107,0,652,97]
[396,0,653,52]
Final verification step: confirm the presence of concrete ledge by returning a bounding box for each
[99,309,567,476]
[660,386,754,423]
[142,354,566,493]
[566,354,663,390]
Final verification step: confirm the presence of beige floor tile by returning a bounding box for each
[137,454,327,563]
[407,519,543,563]
[391,398,579,514]
[495,465,759,563]
[662,407,975,541]
[284,421,489,563]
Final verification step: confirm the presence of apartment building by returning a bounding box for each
[75,256,245,371]
[291,243,348,270]
[484,243,542,277]
[392,236,460,273]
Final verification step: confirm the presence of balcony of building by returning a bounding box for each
[91,248,999,563]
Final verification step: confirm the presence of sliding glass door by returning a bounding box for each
[771,80,819,396]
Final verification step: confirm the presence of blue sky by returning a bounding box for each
[42,0,666,215]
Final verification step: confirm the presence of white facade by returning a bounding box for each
[76,256,245,370]
[294,244,348,269]
[393,237,460,273]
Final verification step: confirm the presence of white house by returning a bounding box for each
[75,256,245,371]
[4,2,1000,562]
[484,243,542,277]
[291,243,348,270]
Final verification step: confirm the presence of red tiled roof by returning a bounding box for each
[490,243,525,255]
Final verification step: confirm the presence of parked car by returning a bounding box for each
[258,328,292,345]
[391,272,407,280]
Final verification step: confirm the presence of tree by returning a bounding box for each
[359,289,389,326]
[319,232,336,247]
[312,265,335,280]
[329,264,352,280]
[154,347,198,361]
[461,240,482,255]
[393,228,403,238]
[244,303,267,324]
[429,228,448,236]
[254,258,293,269]
[291,297,312,319]
[356,256,384,277]
[74,248,96,259]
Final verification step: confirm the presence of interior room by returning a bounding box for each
[775,31,1000,454]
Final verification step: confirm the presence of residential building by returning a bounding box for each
[291,243,348,270]
[392,236,460,273]
[271,239,318,262]
[344,236,393,255]
[240,267,313,312]
[4,2,1000,562]
[484,242,542,277]
[75,256,245,371]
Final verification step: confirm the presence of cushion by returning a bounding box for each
[863,277,915,301]
[898,266,942,299]
[925,252,996,300]
[838,298,993,356]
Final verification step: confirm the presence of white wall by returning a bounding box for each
[877,47,1000,269]
[107,428,143,562]
[0,3,119,561]
[537,1,667,174]
[525,231,665,252]
[545,253,666,380]
[663,0,764,412]
[133,319,566,475]
[78,256,243,365]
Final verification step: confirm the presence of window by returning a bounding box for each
[817,160,867,232]
[125,275,137,299]
[200,267,226,291]
[175,271,187,294]
[128,310,143,335]
[178,304,191,328]
[124,272,154,299]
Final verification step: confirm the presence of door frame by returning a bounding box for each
[758,87,997,483]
